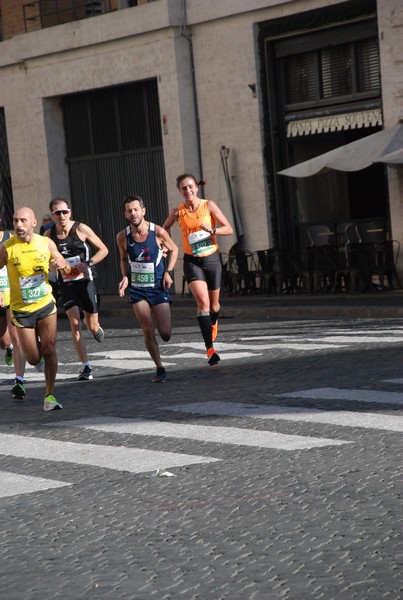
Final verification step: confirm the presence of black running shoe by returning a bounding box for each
[153,367,167,383]
[12,381,26,400]
[78,365,93,381]
[93,327,104,343]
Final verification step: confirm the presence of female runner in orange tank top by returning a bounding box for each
[164,174,233,365]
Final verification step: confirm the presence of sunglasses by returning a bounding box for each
[52,209,70,215]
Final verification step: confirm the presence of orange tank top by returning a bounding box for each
[177,199,219,257]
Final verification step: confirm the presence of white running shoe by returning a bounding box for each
[43,395,63,411]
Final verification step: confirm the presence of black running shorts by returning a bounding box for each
[59,279,99,314]
[12,301,56,328]
[183,250,222,290]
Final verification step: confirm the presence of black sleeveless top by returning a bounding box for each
[50,222,93,283]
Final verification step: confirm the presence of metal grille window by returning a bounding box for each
[64,80,161,158]
[62,79,168,294]
[320,45,352,98]
[355,38,380,92]
[117,85,149,150]
[24,0,113,32]
[283,36,380,108]
[285,53,317,105]
[0,108,14,230]
[91,88,119,154]
[85,1,104,16]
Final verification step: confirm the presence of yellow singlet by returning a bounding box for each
[4,233,54,313]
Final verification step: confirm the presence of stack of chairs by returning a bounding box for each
[227,250,258,294]
[255,249,285,295]
[307,225,338,293]
[355,221,401,290]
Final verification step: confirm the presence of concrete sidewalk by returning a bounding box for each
[97,289,403,322]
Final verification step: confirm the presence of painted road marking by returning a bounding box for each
[273,387,403,406]
[164,401,403,432]
[0,471,71,498]
[240,334,403,344]
[169,341,344,351]
[0,433,219,473]
[48,417,351,450]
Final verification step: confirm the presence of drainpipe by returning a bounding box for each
[179,0,204,193]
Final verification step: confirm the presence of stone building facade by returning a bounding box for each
[0,0,402,292]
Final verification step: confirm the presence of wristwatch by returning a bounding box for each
[87,260,94,268]
[165,270,174,276]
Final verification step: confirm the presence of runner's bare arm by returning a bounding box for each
[77,223,109,266]
[162,208,179,234]
[47,238,71,276]
[0,244,7,269]
[156,226,179,271]
[116,230,130,297]
[203,200,233,236]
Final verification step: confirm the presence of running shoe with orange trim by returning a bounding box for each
[207,347,220,366]
[211,320,218,342]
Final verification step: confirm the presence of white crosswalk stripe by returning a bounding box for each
[0,432,219,474]
[273,387,403,406]
[2,321,403,389]
[0,471,71,499]
[1,388,399,500]
[164,401,403,432]
[48,417,351,450]
[0,401,355,499]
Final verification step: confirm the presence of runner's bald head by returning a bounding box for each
[14,207,37,221]
[13,207,37,240]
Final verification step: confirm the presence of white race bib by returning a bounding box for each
[62,256,84,282]
[130,262,155,287]
[0,265,9,292]
[19,273,48,304]
[188,230,214,257]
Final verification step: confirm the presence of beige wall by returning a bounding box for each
[0,0,402,268]
[0,2,190,228]
[377,0,403,277]
[190,14,269,252]
[0,0,282,253]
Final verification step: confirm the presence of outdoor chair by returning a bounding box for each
[228,251,258,294]
[307,225,337,293]
[255,249,286,295]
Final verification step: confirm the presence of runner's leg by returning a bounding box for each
[133,300,163,369]
[66,305,88,363]
[36,312,58,396]
[153,302,172,342]
[189,280,213,350]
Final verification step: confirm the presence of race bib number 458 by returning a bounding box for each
[130,262,155,287]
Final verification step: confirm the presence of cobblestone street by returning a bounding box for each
[0,310,402,599]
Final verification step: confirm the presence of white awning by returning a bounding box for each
[286,108,382,138]
[278,123,403,178]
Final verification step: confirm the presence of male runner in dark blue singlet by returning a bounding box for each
[116,195,178,383]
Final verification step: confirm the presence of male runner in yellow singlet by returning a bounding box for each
[0,229,27,400]
[0,207,71,411]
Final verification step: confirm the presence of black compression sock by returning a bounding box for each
[197,313,213,349]
[210,309,220,325]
